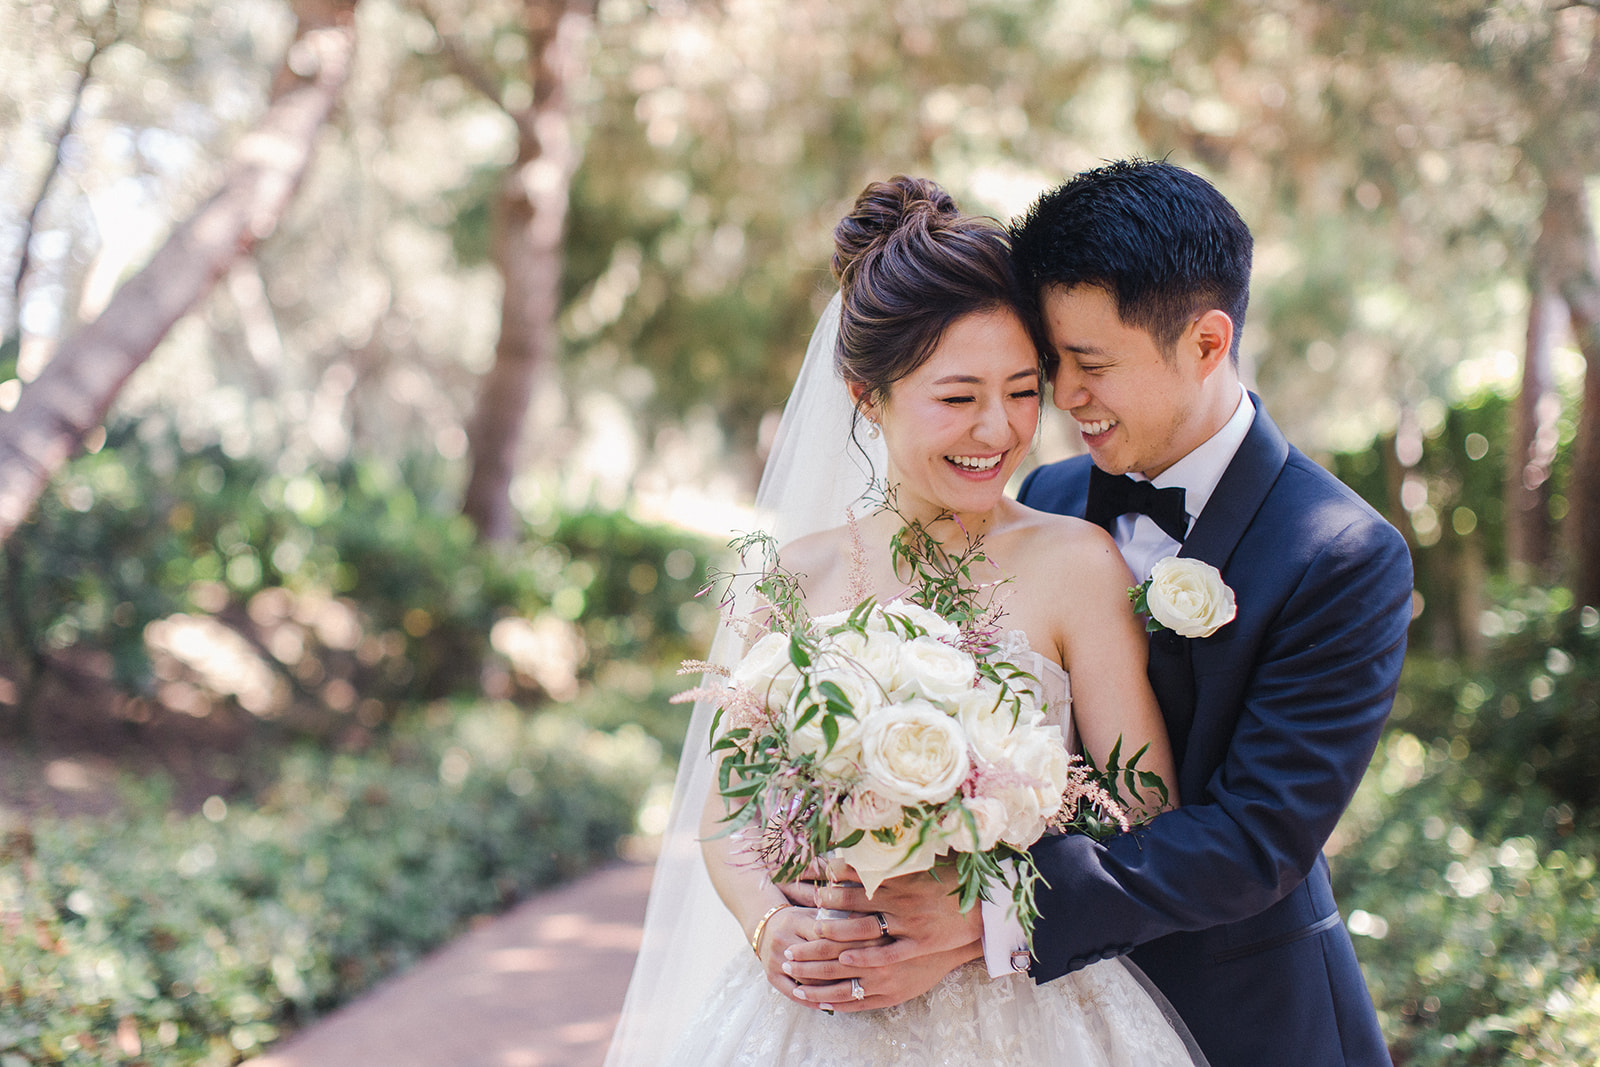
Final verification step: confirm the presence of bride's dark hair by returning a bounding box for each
[831,176,1036,407]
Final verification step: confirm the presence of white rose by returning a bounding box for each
[997,788,1049,849]
[827,628,902,688]
[1145,558,1237,639]
[841,786,902,832]
[810,609,860,634]
[859,699,971,806]
[789,663,877,776]
[957,682,1046,765]
[732,631,802,711]
[1008,727,1072,819]
[939,795,1010,853]
[890,637,976,704]
[882,602,960,641]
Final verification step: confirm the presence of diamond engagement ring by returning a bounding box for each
[875,912,888,936]
[850,978,865,1001]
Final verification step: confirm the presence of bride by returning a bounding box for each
[605,176,1205,1065]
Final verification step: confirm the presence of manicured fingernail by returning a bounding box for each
[784,948,795,960]
[793,988,806,1000]
[819,1004,834,1014]
[781,962,792,975]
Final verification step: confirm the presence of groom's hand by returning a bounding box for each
[820,869,984,968]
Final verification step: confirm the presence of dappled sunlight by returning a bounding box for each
[146,613,289,718]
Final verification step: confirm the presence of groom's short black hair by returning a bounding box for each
[1010,159,1253,361]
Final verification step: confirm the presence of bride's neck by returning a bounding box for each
[869,492,999,549]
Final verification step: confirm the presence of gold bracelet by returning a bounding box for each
[749,902,792,958]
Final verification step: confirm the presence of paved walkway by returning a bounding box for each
[247,860,654,1067]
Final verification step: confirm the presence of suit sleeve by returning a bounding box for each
[1027,513,1413,981]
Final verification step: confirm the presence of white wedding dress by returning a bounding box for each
[660,646,1204,1067]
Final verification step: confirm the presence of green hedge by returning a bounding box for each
[1332,590,1600,1064]
[0,704,659,1066]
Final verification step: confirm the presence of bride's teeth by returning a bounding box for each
[1077,418,1115,435]
[948,454,1001,471]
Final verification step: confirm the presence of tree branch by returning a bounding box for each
[10,12,117,323]
[0,3,360,545]
[410,0,541,142]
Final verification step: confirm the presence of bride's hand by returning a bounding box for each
[778,866,983,1011]
[753,904,868,1009]
[783,940,979,1014]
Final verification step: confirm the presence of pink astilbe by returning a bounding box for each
[844,507,874,607]
[677,660,731,679]
[968,758,1053,797]
[1048,757,1132,835]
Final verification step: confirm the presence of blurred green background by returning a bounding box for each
[1,0,1597,1063]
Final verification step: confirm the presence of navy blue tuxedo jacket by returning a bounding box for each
[1018,400,1411,1067]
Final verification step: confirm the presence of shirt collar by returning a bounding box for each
[1142,384,1254,523]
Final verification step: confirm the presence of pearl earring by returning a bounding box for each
[866,421,880,440]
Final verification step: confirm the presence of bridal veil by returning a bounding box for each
[603,292,883,1065]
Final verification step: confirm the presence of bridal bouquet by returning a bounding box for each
[679,509,1164,940]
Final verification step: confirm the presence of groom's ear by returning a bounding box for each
[1188,309,1234,379]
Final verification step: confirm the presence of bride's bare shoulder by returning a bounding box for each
[1006,504,1130,585]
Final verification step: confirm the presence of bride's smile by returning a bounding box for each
[859,307,1040,527]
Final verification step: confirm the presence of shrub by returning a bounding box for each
[0,426,716,734]
[1332,589,1600,1065]
[0,703,659,1065]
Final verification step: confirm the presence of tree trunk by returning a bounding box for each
[1547,173,1600,606]
[1504,251,1562,576]
[460,0,592,543]
[0,0,359,546]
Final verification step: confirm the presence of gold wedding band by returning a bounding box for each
[850,977,866,1001]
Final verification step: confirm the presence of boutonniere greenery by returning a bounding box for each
[1129,557,1237,638]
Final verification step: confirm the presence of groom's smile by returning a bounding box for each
[1041,285,1234,480]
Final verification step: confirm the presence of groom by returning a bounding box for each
[795,160,1412,1066]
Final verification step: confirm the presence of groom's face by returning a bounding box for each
[1041,285,1211,479]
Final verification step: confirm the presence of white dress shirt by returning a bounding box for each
[981,385,1255,977]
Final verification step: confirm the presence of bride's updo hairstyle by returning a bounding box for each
[831,176,1035,411]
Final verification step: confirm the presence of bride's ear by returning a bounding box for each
[848,380,879,424]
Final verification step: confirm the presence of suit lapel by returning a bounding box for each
[1155,397,1290,768]
[1177,395,1289,573]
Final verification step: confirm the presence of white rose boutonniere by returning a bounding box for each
[1132,557,1237,638]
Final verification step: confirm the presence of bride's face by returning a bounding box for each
[863,307,1040,521]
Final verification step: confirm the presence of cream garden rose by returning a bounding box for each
[939,795,1010,853]
[788,662,877,776]
[859,698,971,806]
[731,631,802,709]
[890,635,976,703]
[1144,557,1237,638]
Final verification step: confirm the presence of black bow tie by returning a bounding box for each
[1085,466,1189,543]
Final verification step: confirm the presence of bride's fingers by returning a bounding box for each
[790,978,883,1014]
[780,879,821,909]
[814,913,883,943]
[784,935,846,963]
[813,883,873,913]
